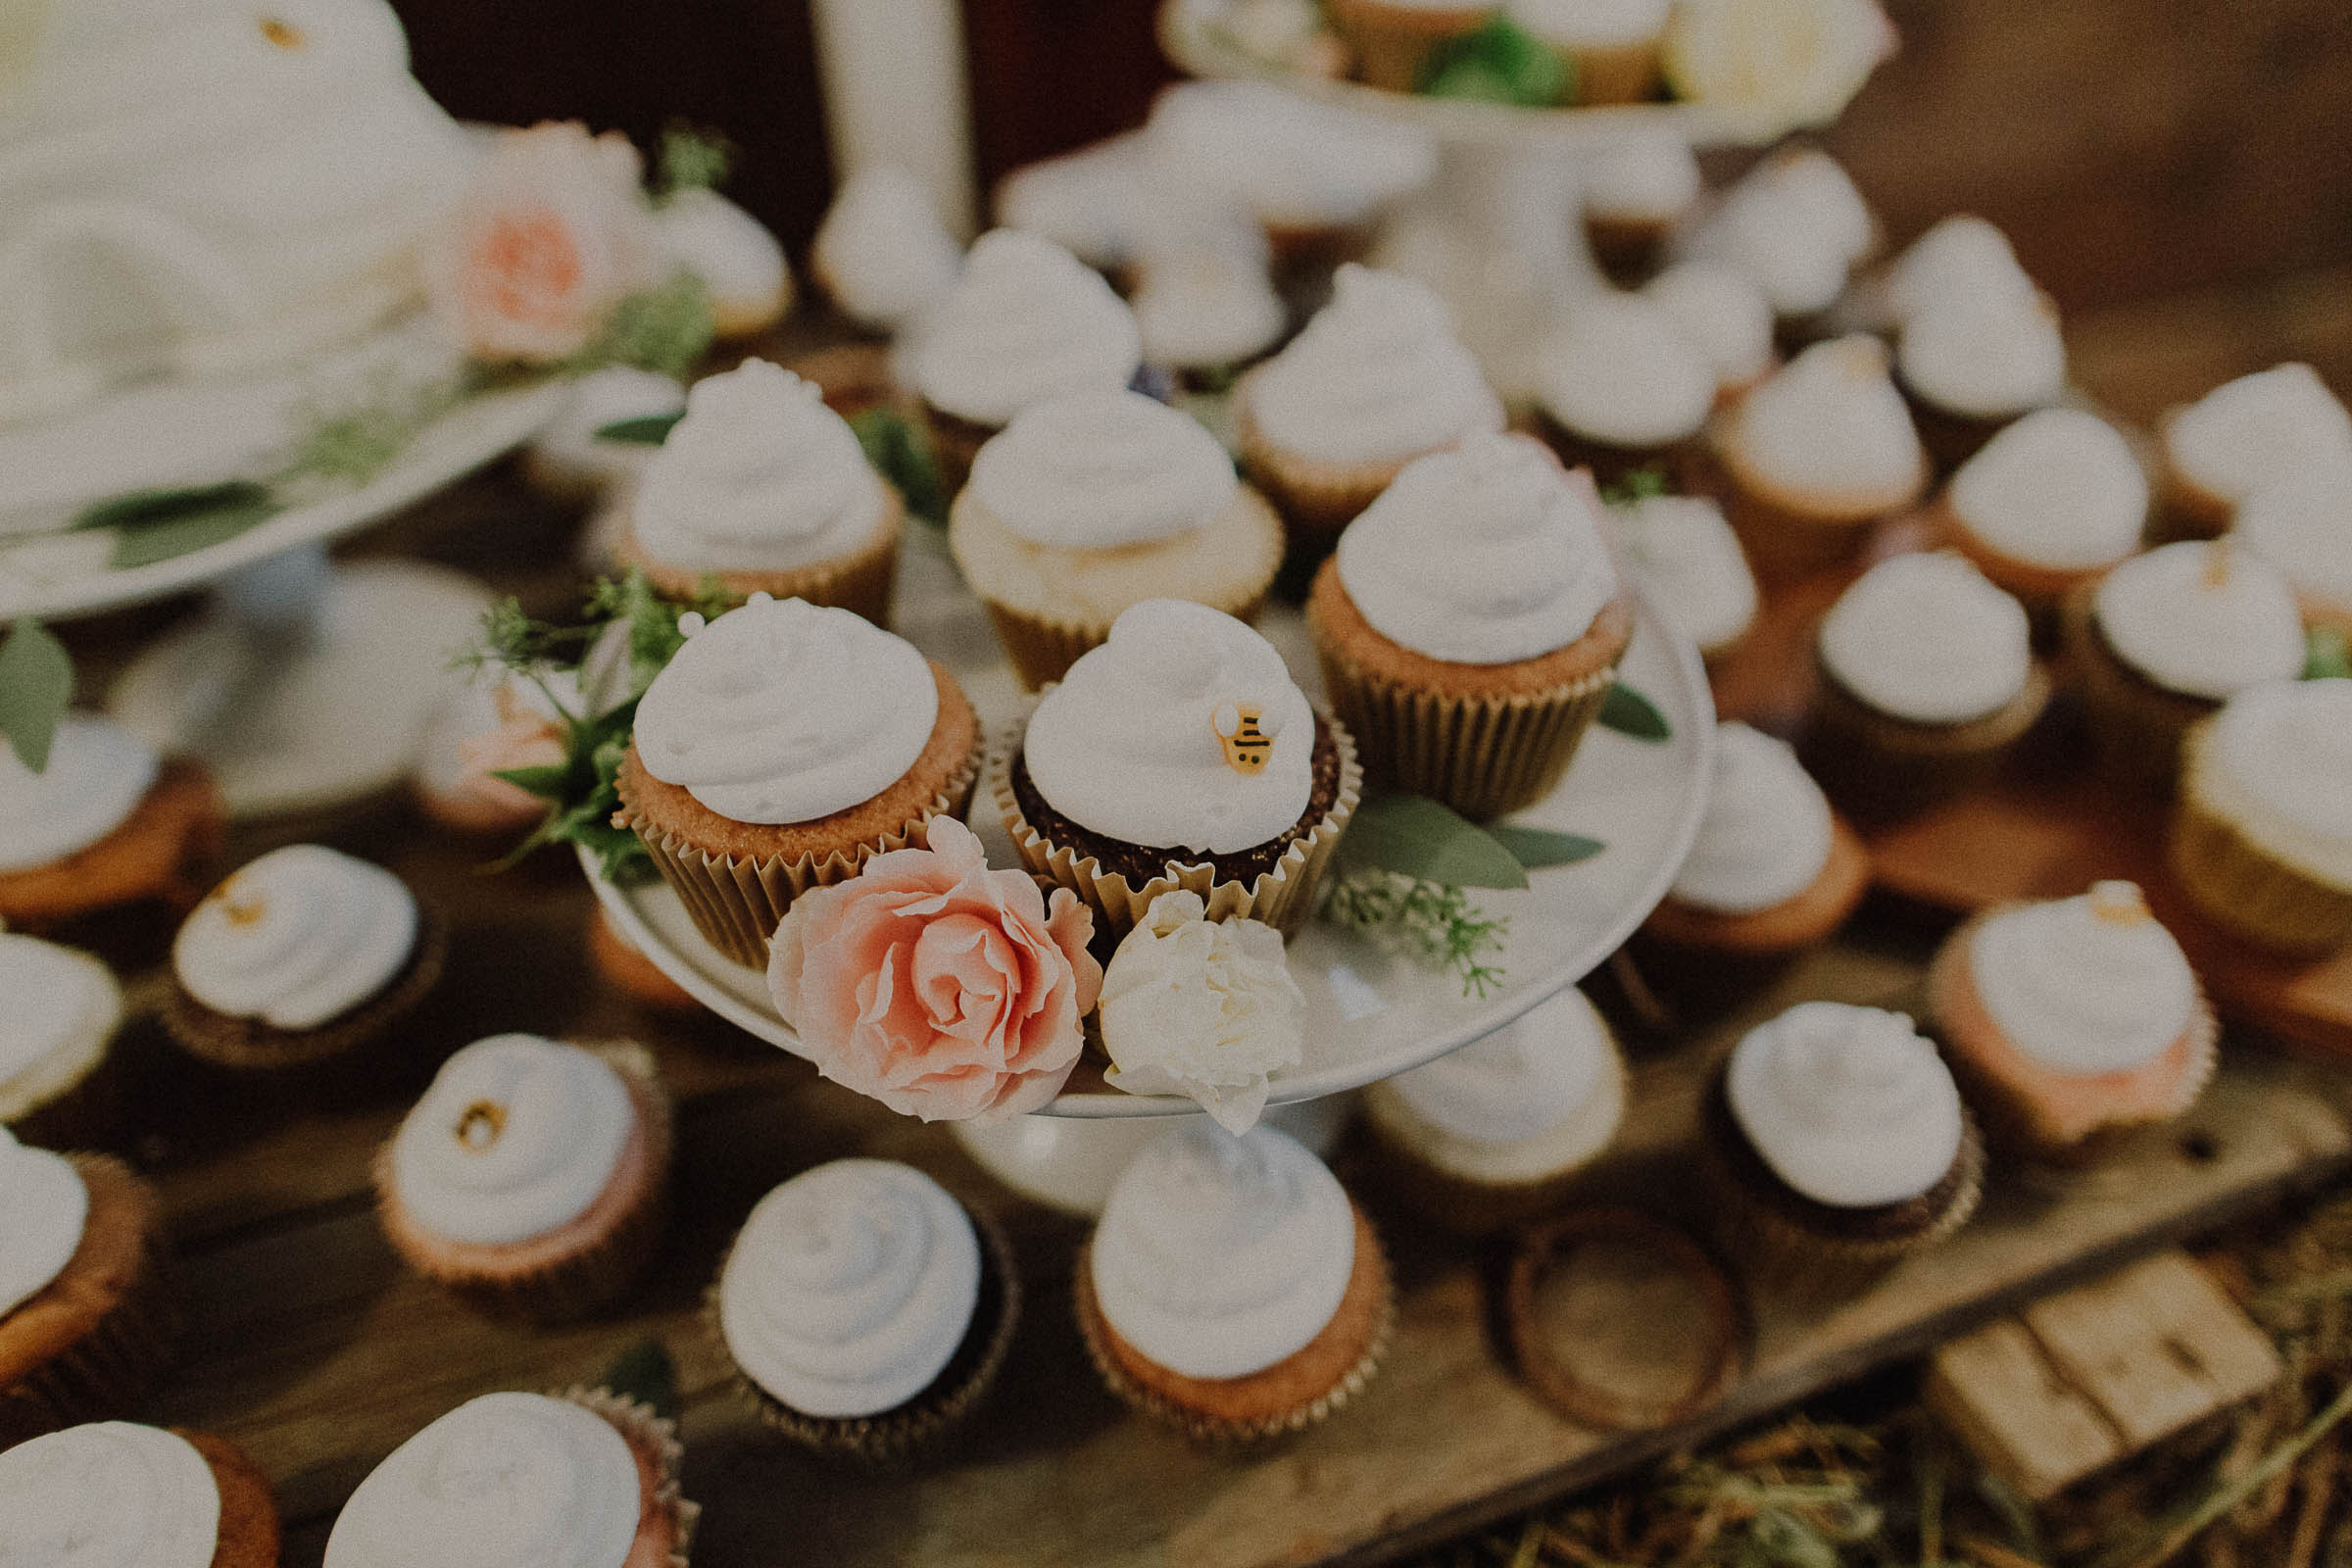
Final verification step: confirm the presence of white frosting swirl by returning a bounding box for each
[1726,1002,1965,1208]
[1337,433,1621,665]
[1024,599,1314,856]
[994,133,1152,271]
[1579,140,1701,221]
[1878,216,2034,327]
[1681,150,1872,317]
[717,1159,981,1419]
[526,368,685,494]
[1388,987,1614,1147]
[1669,721,1835,913]
[1090,1122,1354,1380]
[1728,336,1926,513]
[2190,679,2352,890]
[2092,542,2306,702]
[810,165,962,332]
[632,359,888,574]
[656,187,788,332]
[0,935,119,1122]
[172,846,418,1031]
[1820,552,2033,724]
[390,1036,635,1248]
[324,1393,641,1568]
[1131,248,1287,371]
[969,391,1240,550]
[632,595,939,824]
[1643,262,1774,393]
[1539,292,1716,448]
[1616,495,1758,656]
[0,1422,219,1568]
[1144,82,1438,229]
[1897,289,2066,419]
[1099,891,1304,1135]
[1246,265,1503,466]
[2233,459,2352,609]
[2167,364,2352,509]
[1971,882,2197,1074]
[908,229,1142,427]
[0,715,160,874]
[1947,408,2147,570]
[0,1129,86,1320]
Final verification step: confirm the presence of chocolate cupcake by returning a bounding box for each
[1580,140,1701,281]
[0,934,125,1152]
[0,1422,281,1568]
[1894,284,2066,473]
[2154,364,2352,543]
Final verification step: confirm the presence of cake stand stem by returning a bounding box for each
[949,1096,1356,1217]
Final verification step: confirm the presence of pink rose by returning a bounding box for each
[426,122,662,364]
[768,817,1102,1122]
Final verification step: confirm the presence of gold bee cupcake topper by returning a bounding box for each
[2088,880,2151,925]
[1211,702,1273,775]
[455,1101,507,1152]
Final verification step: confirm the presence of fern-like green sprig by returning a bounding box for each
[1323,867,1509,998]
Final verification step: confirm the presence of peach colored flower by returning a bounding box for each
[426,122,662,364]
[416,678,567,834]
[767,816,1102,1122]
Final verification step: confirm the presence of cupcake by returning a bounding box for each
[994,598,1358,939]
[412,673,569,838]
[1633,720,1870,1009]
[1847,214,2034,336]
[376,1035,672,1321]
[949,390,1285,688]
[906,228,1143,492]
[1931,880,2217,1164]
[1894,285,2067,471]
[1611,494,1759,666]
[2170,678,2352,956]
[1936,407,2149,631]
[612,594,982,967]
[326,1390,695,1568]
[1233,264,1504,565]
[0,1422,280,1567]
[1801,551,2048,822]
[1534,291,1717,489]
[1643,262,1777,405]
[1075,1121,1392,1442]
[0,1131,174,1445]
[1324,0,1490,90]
[0,715,223,932]
[1308,433,1632,817]
[1129,243,1288,389]
[1508,0,1670,103]
[521,367,687,502]
[0,934,124,1152]
[995,132,1152,274]
[655,186,791,339]
[1678,148,1876,342]
[1707,335,1929,582]
[162,845,442,1075]
[808,164,962,335]
[1661,0,1891,130]
[710,1158,1017,1460]
[1701,1002,1983,1298]
[1359,986,1627,1233]
[2154,364,2352,542]
[618,359,904,622]
[2232,460,2352,636]
[2064,541,2307,793]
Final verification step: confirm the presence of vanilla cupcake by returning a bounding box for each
[522,367,688,501]
[1234,264,1504,562]
[327,1391,695,1568]
[1938,408,2148,628]
[162,845,442,1075]
[0,1421,280,1568]
[1643,262,1777,404]
[1709,334,1929,581]
[1308,432,1633,817]
[1895,286,2067,471]
[1129,245,1288,386]
[2233,460,2352,636]
[809,165,962,335]
[906,228,1143,491]
[1701,1002,1983,1297]
[1802,552,2048,822]
[2155,364,2352,542]
[1360,987,1627,1233]
[1508,0,1670,102]
[620,359,904,622]
[1679,148,1876,341]
[1932,880,2216,1165]
[996,133,1152,272]
[377,1035,672,1321]
[995,599,1357,939]
[1612,494,1759,665]
[1076,1121,1391,1442]
[2065,542,2308,792]
[657,185,792,338]
[1848,214,2035,335]
[0,935,123,1152]
[1535,291,1717,488]
[711,1158,1017,1460]
[613,595,982,966]
[2171,679,2352,955]
[1324,0,1490,91]
[950,390,1285,687]
[0,715,222,933]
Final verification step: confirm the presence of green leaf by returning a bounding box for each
[850,406,948,526]
[598,1338,683,1423]
[575,271,714,379]
[2307,625,2352,681]
[0,620,74,772]
[594,412,685,446]
[1486,824,1605,868]
[106,492,283,568]
[1416,14,1573,107]
[491,762,574,797]
[1599,466,1670,508]
[74,480,271,533]
[1598,682,1672,742]
[1339,795,1530,890]
[657,125,733,200]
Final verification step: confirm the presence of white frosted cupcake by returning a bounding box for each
[1847,214,2035,335]
[1612,493,1759,663]
[2155,364,2352,541]
[1644,262,1777,404]
[657,186,791,339]
[0,714,223,933]
[1895,286,2067,470]
[1938,407,2149,625]
[620,359,903,622]
[711,1158,1016,1460]
[995,133,1152,273]
[1678,148,1876,335]
[0,935,123,1151]
[2171,679,2352,955]
[949,390,1285,687]
[1579,140,1701,280]
[1076,1122,1391,1442]
[1361,987,1628,1232]
[2066,541,2308,792]
[1130,244,1287,385]
[0,1421,281,1568]
[1802,551,2048,821]
[522,368,688,501]
[809,165,962,335]
[2233,459,2352,636]
[1508,0,1671,102]
[1535,291,1717,488]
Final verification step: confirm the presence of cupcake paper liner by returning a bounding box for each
[1232,377,1406,547]
[1799,657,2052,826]
[986,713,1360,942]
[556,1384,701,1567]
[2060,583,2215,795]
[2170,782,2352,956]
[1561,36,1663,105]
[624,490,904,628]
[1325,0,1489,90]
[161,905,449,1076]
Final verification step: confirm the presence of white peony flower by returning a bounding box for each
[1099,890,1304,1134]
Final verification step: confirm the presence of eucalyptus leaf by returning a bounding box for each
[1486,824,1605,868]
[851,406,947,525]
[1416,13,1573,106]
[1598,682,1672,742]
[75,479,272,533]
[491,763,573,797]
[1339,795,1529,890]
[0,619,73,772]
[2307,625,2351,681]
[595,412,686,446]
[107,492,282,568]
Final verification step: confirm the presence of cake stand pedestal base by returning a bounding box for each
[949,1095,1355,1217]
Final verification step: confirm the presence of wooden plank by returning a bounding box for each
[2025,1270,2232,1448]
[1925,1319,2124,1501]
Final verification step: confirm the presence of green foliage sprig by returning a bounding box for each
[571,271,714,381]
[1416,13,1574,106]
[1325,868,1512,999]
[1599,466,1671,508]
[0,619,73,772]
[655,125,734,202]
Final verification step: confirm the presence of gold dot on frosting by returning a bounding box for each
[456,1101,507,1152]
[2088,880,2151,925]
[2201,540,2234,590]
[215,878,267,927]
[260,17,305,47]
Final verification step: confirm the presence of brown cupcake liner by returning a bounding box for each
[1326,0,1488,89]
[2169,778,2352,956]
[622,489,904,628]
[1712,479,1885,586]
[162,904,448,1076]
[1898,384,2024,477]
[555,1384,701,1567]
[622,736,982,969]
[8,1034,128,1153]
[987,712,1360,942]
[1563,36,1663,104]
[2060,583,2215,796]
[980,588,1274,695]
[1585,215,1671,287]
[1232,375,1406,544]
[706,1202,1021,1464]
[1072,1225,1394,1445]
[1798,656,2053,826]
[1356,1084,1622,1238]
